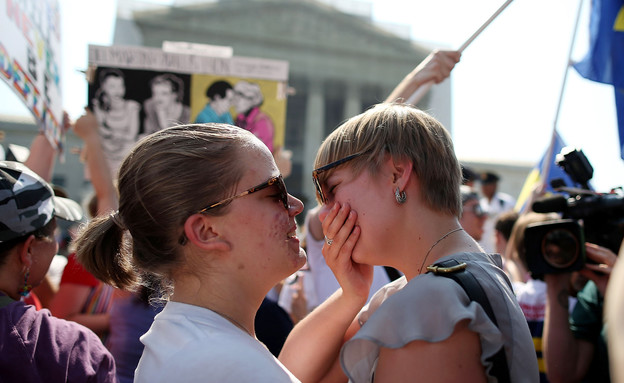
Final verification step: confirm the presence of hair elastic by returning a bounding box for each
[110,210,127,230]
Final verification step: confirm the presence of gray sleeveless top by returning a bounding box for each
[340,252,538,383]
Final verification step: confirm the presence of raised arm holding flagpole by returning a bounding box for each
[385,50,461,103]
[387,0,515,105]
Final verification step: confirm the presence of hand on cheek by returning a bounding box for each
[321,202,372,300]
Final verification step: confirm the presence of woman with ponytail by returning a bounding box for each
[74,123,307,382]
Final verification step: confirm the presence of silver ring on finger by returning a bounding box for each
[324,235,334,246]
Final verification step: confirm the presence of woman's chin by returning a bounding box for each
[288,247,307,271]
[351,249,370,265]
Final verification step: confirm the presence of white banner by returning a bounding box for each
[88,45,289,81]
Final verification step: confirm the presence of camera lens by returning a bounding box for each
[540,228,580,269]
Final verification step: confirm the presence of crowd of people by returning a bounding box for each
[1,45,622,383]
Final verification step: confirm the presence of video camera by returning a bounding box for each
[525,147,624,276]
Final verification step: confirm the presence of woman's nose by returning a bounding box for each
[288,194,304,216]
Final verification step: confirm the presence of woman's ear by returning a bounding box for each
[183,214,230,252]
[17,235,36,269]
[389,156,413,190]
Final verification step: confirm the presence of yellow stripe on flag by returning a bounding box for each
[615,6,624,31]
[515,168,541,212]
[533,337,546,373]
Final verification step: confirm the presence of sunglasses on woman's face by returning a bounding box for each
[198,174,289,213]
[312,152,366,205]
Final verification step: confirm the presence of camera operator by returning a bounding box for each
[505,212,561,382]
[543,242,617,383]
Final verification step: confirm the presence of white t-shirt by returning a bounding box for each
[512,278,577,319]
[135,301,300,383]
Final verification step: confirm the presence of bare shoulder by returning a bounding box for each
[374,320,486,383]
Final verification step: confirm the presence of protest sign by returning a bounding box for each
[0,0,63,146]
[88,44,289,173]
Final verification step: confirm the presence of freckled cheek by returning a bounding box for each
[266,211,288,240]
[256,212,289,270]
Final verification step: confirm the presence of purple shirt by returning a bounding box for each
[108,294,162,383]
[0,297,117,382]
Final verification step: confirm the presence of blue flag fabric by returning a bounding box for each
[516,130,577,213]
[617,88,624,156]
[573,0,624,159]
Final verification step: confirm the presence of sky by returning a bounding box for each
[1,0,622,192]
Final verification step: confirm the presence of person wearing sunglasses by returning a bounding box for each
[459,185,488,242]
[74,123,306,382]
[281,103,538,382]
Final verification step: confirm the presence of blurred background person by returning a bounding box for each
[461,164,478,187]
[49,111,119,342]
[505,212,563,382]
[459,185,488,242]
[254,284,296,358]
[494,209,519,256]
[479,171,516,253]
[108,277,162,383]
[543,242,617,383]
[278,266,315,325]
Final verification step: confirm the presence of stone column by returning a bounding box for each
[303,79,325,205]
[343,82,361,120]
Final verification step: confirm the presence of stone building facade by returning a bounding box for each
[1,0,531,218]
[113,0,452,207]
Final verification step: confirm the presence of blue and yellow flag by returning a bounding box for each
[515,130,577,212]
[573,0,624,159]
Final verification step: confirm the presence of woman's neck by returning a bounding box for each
[170,274,262,337]
[393,210,466,278]
[0,266,21,301]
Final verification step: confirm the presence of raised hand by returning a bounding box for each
[320,202,373,303]
[581,242,617,296]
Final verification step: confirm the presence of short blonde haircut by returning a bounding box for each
[314,103,461,216]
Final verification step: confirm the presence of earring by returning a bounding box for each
[395,187,406,204]
[19,268,32,297]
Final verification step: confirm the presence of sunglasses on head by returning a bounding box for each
[198,174,289,213]
[312,151,366,205]
[468,203,487,218]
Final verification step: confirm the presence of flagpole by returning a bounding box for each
[540,0,585,194]
[406,0,514,105]
[552,0,586,133]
